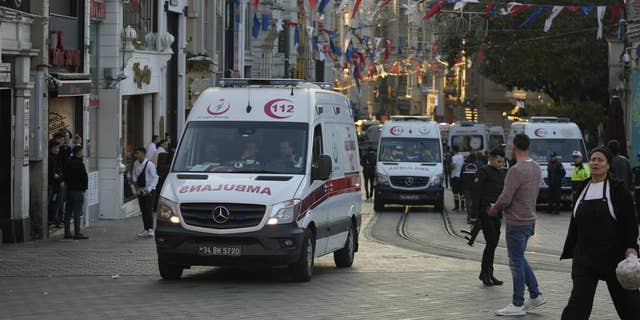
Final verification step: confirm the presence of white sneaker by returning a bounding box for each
[495,304,526,316]
[147,229,155,237]
[137,230,149,238]
[525,295,546,311]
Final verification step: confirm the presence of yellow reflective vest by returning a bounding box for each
[571,164,591,182]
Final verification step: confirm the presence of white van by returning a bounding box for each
[507,116,587,204]
[156,79,361,282]
[448,122,488,158]
[374,117,445,211]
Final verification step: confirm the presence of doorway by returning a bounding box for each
[0,89,13,241]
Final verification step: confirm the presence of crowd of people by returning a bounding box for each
[47,129,88,240]
[446,135,640,318]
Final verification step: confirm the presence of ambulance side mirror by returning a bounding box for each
[315,155,332,181]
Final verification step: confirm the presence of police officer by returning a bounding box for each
[571,150,590,205]
[632,152,640,220]
[471,147,507,287]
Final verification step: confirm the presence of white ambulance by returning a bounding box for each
[156,79,361,282]
[507,116,587,204]
[448,122,488,158]
[374,116,445,211]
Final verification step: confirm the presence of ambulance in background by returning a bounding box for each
[487,126,506,150]
[375,116,445,211]
[507,116,587,205]
[448,122,488,158]
[156,79,361,282]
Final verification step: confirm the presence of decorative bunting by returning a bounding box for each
[597,6,606,39]
[520,5,547,29]
[261,14,270,31]
[251,0,259,8]
[309,0,316,9]
[544,6,564,32]
[352,0,362,18]
[610,4,622,23]
[318,0,331,14]
[581,6,593,16]
[294,25,300,45]
[423,1,444,21]
[252,14,260,38]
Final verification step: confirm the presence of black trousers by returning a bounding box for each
[562,258,640,320]
[138,190,155,230]
[480,214,501,278]
[548,186,562,212]
[635,189,640,221]
[363,173,375,198]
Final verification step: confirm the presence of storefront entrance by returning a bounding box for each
[0,89,12,241]
[122,95,145,201]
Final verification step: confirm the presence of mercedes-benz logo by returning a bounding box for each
[405,177,415,186]
[212,206,231,224]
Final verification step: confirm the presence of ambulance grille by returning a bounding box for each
[180,203,266,229]
[390,176,429,188]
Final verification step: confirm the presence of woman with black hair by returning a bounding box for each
[561,146,640,319]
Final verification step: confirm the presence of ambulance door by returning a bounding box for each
[308,124,329,256]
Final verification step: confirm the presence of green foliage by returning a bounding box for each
[437,0,621,105]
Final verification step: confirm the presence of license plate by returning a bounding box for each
[399,194,420,200]
[198,245,241,256]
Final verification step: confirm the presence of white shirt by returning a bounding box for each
[573,181,615,220]
[151,147,167,166]
[132,159,158,193]
[451,154,465,178]
[146,142,157,160]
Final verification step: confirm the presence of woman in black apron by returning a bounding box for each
[561,147,640,319]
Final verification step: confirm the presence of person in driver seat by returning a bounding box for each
[240,141,259,162]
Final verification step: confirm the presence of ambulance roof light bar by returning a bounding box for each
[218,78,323,89]
[389,115,433,122]
[528,116,570,123]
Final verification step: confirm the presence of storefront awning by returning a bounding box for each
[50,73,92,97]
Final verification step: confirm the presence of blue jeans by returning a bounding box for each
[64,190,84,237]
[506,223,540,306]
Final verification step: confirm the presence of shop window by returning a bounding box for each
[123,0,158,50]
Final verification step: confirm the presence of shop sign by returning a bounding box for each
[56,80,92,97]
[0,63,11,84]
[0,0,30,12]
[90,0,106,20]
[23,98,29,166]
[133,63,151,88]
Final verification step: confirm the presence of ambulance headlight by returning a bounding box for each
[430,174,443,187]
[267,199,301,225]
[158,198,180,224]
[376,173,389,185]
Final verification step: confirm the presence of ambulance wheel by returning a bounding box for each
[158,260,184,280]
[290,229,315,282]
[334,223,356,268]
[374,197,385,212]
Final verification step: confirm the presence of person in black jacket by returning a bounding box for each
[48,141,64,227]
[461,153,479,223]
[63,145,89,240]
[361,147,377,200]
[560,146,640,319]
[547,152,565,214]
[471,147,506,286]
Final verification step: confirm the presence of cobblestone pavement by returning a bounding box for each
[0,192,622,319]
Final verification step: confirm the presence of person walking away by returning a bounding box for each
[490,134,545,316]
[151,139,169,166]
[632,152,640,221]
[471,147,506,287]
[48,141,64,227]
[570,151,590,205]
[63,145,88,240]
[461,153,479,223]
[451,145,465,211]
[608,140,633,191]
[132,147,158,238]
[361,147,377,200]
[547,152,566,214]
[560,146,640,319]
[146,135,159,161]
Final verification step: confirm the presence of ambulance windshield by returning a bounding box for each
[173,121,308,174]
[379,138,441,163]
[528,139,586,163]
